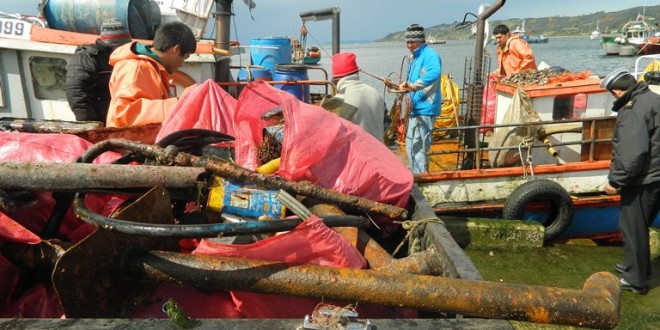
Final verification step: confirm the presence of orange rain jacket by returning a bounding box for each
[107,42,178,127]
[496,35,537,76]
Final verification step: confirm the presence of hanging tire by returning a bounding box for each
[502,179,573,241]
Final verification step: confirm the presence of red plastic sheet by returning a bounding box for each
[134,217,415,319]
[0,132,122,318]
[234,81,413,232]
[480,73,499,133]
[157,79,238,142]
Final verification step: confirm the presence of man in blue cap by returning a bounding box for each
[601,67,660,295]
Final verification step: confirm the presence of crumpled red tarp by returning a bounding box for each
[157,79,238,142]
[0,132,121,318]
[234,81,413,231]
[134,217,416,319]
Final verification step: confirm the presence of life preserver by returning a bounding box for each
[172,70,197,89]
[502,179,573,241]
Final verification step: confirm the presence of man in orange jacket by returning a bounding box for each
[492,24,537,76]
[107,21,197,127]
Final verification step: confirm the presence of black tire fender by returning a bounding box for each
[502,179,573,241]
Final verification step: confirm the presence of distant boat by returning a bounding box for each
[303,47,321,65]
[590,21,601,40]
[427,37,447,44]
[512,19,548,44]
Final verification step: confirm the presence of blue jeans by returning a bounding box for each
[406,115,436,173]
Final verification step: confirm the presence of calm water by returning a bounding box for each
[232,36,640,108]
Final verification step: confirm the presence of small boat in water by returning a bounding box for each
[427,37,447,44]
[303,46,321,65]
[590,21,601,40]
[512,19,549,44]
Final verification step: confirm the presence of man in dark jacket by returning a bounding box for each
[65,18,131,122]
[601,68,660,295]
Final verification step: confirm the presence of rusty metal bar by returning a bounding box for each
[0,162,205,191]
[124,251,619,329]
[302,199,443,275]
[81,139,408,219]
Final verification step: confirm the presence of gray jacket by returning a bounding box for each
[334,74,386,142]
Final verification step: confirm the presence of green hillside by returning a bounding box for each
[377,5,660,41]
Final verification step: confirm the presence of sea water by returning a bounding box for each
[232,36,638,108]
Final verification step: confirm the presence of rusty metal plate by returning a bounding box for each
[52,185,178,318]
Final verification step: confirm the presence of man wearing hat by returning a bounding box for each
[601,68,660,295]
[65,18,132,123]
[398,23,442,173]
[329,52,385,142]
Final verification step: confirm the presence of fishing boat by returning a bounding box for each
[303,46,321,64]
[590,21,601,40]
[427,37,447,44]
[601,19,657,56]
[410,54,660,243]
[638,36,660,56]
[512,19,548,44]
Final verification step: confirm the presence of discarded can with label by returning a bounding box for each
[207,177,287,220]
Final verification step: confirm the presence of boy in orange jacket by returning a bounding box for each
[107,21,196,127]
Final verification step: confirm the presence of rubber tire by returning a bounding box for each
[503,179,573,242]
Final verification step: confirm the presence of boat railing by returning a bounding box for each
[634,54,660,78]
[426,115,614,170]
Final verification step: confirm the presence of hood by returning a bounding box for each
[109,41,164,71]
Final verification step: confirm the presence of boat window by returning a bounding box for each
[29,56,67,100]
[552,93,587,120]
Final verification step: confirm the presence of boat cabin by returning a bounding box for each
[0,0,224,122]
[493,78,614,165]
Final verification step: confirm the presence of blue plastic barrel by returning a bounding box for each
[250,37,291,75]
[236,66,272,95]
[41,0,158,39]
[272,64,310,103]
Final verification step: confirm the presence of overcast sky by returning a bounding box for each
[3,0,651,43]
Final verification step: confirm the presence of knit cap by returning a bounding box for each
[332,52,359,78]
[405,24,425,43]
[99,18,132,47]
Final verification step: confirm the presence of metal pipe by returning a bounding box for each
[213,0,233,83]
[301,199,442,275]
[463,0,506,169]
[80,139,408,220]
[0,162,205,191]
[473,0,505,87]
[299,7,340,55]
[125,251,620,329]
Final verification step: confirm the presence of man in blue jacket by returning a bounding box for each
[399,24,442,173]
